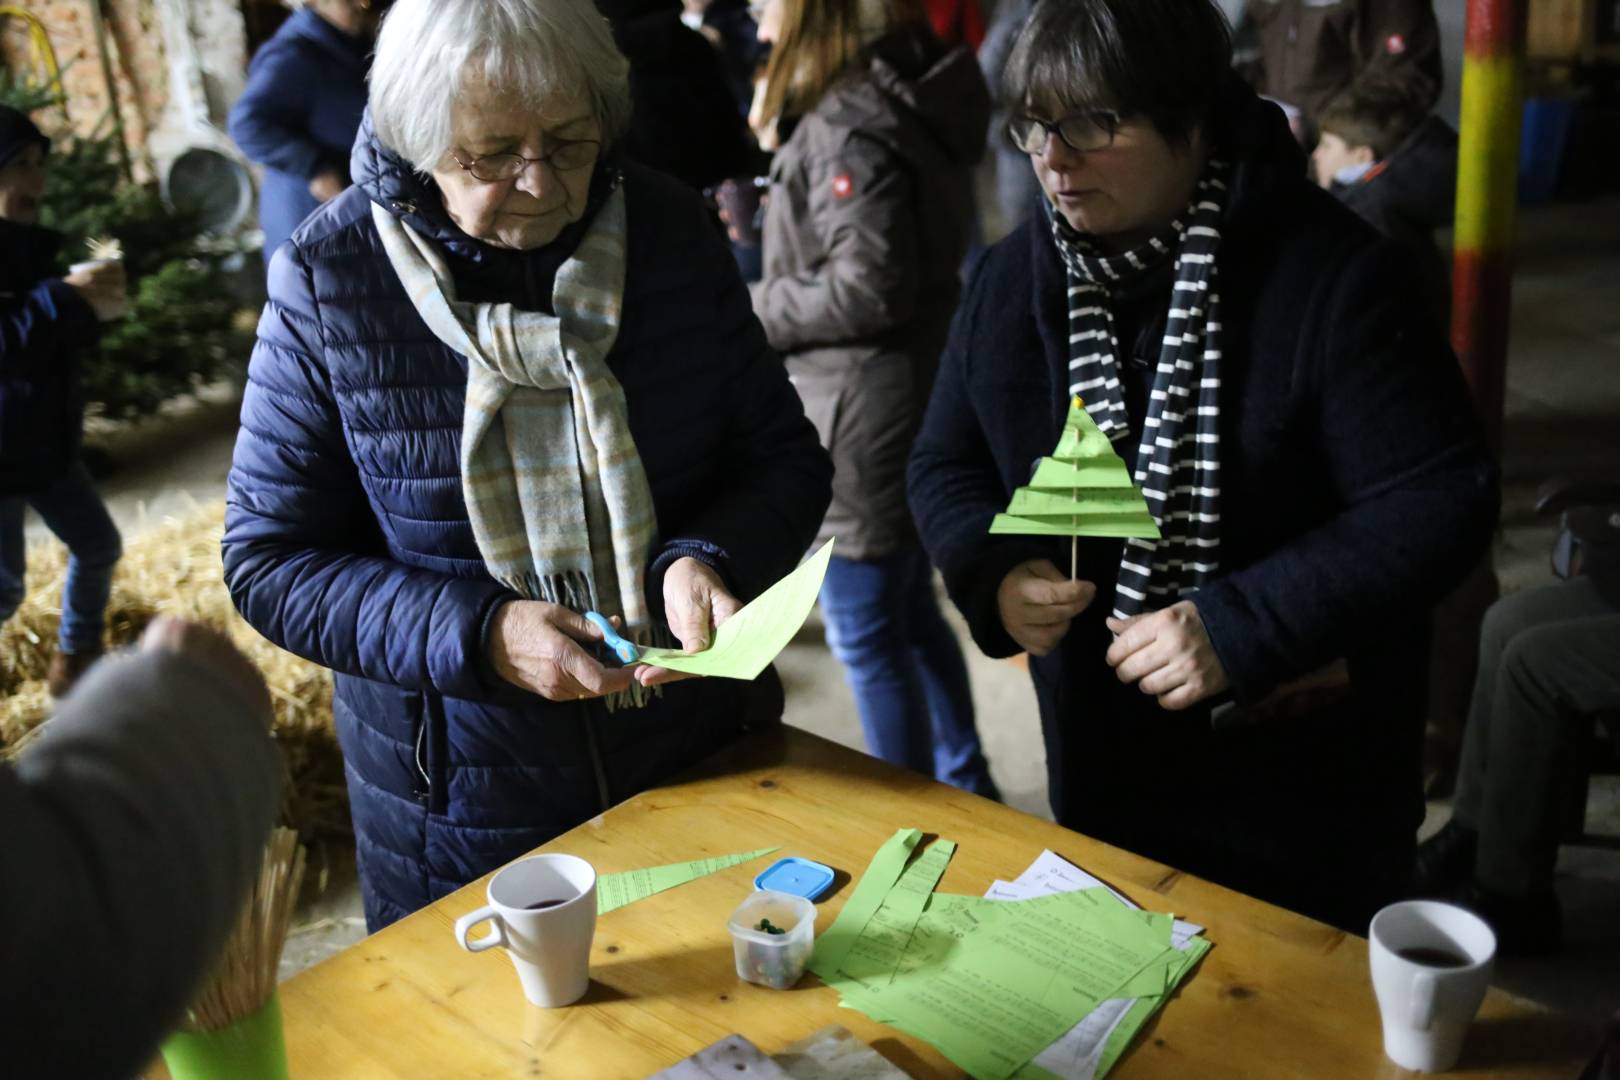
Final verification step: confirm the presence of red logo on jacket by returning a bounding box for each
[831,173,854,199]
[1385,33,1407,55]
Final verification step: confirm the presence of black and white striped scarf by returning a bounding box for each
[1049,161,1229,619]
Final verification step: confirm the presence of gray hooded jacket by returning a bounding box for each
[752,27,988,559]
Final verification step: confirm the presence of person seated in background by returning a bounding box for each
[749,0,999,798]
[1312,80,1457,323]
[227,0,379,262]
[1239,0,1442,143]
[0,105,127,698]
[1416,501,1620,952]
[7,618,281,1078]
[907,0,1498,933]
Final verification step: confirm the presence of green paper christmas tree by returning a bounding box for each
[990,396,1162,541]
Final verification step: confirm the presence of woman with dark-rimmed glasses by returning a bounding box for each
[908,0,1498,931]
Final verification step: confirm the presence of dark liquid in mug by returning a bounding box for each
[1396,946,1471,968]
[523,898,567,911]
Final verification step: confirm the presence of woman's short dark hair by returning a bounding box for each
[1004,0,1233,143]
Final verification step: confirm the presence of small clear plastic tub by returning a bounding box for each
[726,890,815,990]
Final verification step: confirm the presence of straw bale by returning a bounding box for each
[0,503,350,843]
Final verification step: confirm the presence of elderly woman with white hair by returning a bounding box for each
[223,0,832,929]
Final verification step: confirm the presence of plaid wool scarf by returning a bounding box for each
[372,185,658,637]
[1050,161,1229,619]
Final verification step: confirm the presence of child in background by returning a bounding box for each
[0,106,127,697]
[1312,81,1458,324]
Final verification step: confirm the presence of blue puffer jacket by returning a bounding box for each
[227,8,368,261]
[223,119,832,930]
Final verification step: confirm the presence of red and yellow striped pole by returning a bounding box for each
[1451,0,1529,447]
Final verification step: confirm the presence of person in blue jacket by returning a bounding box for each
[906,0,1498,933]
[228,0,376,262]
[0,107,127,698]
[222,0,832,930]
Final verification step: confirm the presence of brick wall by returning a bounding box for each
[1,0,248,171]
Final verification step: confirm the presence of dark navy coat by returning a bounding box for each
[223,122,832,929]
[227,8,368,262]
[907,80,1498,931]
[0,220,97,494]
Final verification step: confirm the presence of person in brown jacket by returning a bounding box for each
[1241,0,1442,133]
[749,0,998,796]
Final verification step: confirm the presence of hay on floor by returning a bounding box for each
[0,503,350,843]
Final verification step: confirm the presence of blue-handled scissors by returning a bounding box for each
[584,611,639,664]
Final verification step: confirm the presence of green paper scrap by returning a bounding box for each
[636,538,835,679]
[838,891,1177,1080]
[989,396,1161,541]
[811,828,923,980]
[596,846,778,914]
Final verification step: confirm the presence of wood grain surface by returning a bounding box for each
[259,727,1596,1079]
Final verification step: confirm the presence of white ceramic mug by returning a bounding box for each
[454,853,598,1008]
[1369,900,1497,1072]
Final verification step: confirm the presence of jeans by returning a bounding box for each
[0,462,122,654]
[819,548,997,796]
[1453,578,1620,895]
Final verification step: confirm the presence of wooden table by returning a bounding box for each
[274,727,1594,1078]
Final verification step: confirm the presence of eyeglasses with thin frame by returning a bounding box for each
[451,138,601,183]
[1007,110,1122,156]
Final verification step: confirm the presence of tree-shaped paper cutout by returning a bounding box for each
[989,396,1162,540]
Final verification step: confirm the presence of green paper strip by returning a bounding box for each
[1029,458,1138,490]
[597,846,779,914]
[636,538,835,679]
[836,838,957,984]
[989,513,1162,539]
[810,828,923,981]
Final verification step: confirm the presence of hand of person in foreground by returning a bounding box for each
[635,557,741,689]
[1106,600,1229,711]
[141,616,272,723]
[489,600,635,701]
[997,559,1096,656]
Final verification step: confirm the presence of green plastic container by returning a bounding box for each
[161,992,289,1080]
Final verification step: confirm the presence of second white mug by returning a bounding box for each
[454,853,598,1008]
[1369,899,1497,1072]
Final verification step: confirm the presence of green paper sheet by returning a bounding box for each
[810,828,923,981]
[839,891,1176,1080]
[1091,936,1212,1078]
[636,538,835,679]
[596,846,778,914]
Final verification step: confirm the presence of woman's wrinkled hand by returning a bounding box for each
[488,600,634,701]
[1105,600,1230,711]
[635,557,741,689]
[997,559,1096,656]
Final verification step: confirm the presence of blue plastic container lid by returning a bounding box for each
[754,856,835,901]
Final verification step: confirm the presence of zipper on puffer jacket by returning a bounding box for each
[581,704,612,812]
[414,715,432,801]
